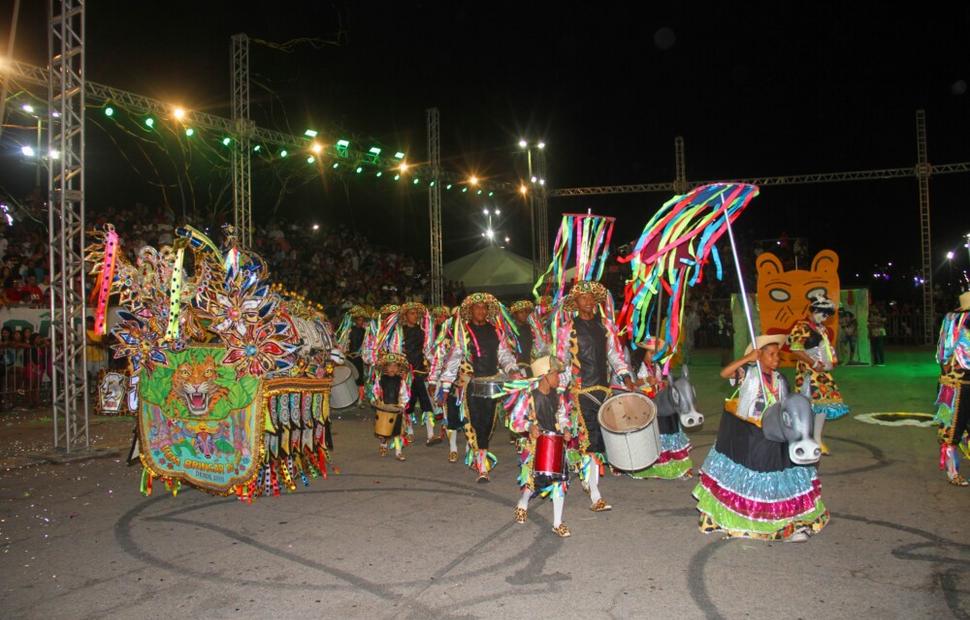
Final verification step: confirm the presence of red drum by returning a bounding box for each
[533,431,566,480]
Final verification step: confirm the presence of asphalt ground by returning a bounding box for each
[1,348,967,619]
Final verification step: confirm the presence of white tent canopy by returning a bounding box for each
[444,246,537,298]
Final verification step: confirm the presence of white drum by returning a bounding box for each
[330,364,359,409]
[597,391,661,471]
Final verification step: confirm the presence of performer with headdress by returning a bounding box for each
[693,335,828,542]
[437,292,522,482]
[379,302,442,446]
[787,293,849,455]
[510,300,550,371]
[934,291,970,486]
[554,281,635,512]
[628,337,695,480]
[371,351,412,461]
[428,307,465,462]
[335,305,371,407]
[431,305,451,337]
[504,355,574,537]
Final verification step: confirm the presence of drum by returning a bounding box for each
[374,404,402,437]
[330,364,358,409]
[469,373,508,399]
[597,391,661,471]
[533,431,566,480]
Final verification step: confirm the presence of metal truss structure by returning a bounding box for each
[426,108,443,306]
[48,0,89,451]
[231,33,253,248]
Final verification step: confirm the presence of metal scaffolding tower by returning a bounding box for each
[674,136,687,194]
[427,107,443,306]
[534,147,550,267]
[915,110,933,344]
[231,33,253,248]
[48,0,89,451]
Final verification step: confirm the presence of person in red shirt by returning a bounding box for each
[19,276,43,305]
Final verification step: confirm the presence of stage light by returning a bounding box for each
[222,136,231,146]
[356,166,363,173]
[495,208,501,215]
[306,155,315,164]
[369,146,382,156]
[394,174,401,181]
[49,149,60,159]
[468,175,479,186]
[311,142,323,154]
[531,176,537,183]
[312,224,320,231]
[172,106,186,120]
[20,146,34,157]
[413,178,420,185]
[332,163,340,169]
[486,228,494,239]
[446,184,453,190]
[461,187,468,193]
[505,236,510,243]
[253,145,261,153]
[539,179,546,186]
[488,192,494,197]
[519,184,528,195]
[104,106,115,117]
[304,129,318,138]
[144,117,155,128]
[376,171,383,177]
[336,139,350,158]
[482,208,489,215]
[399,161,409,172]
[476,189,483,195]
[279,149,287,158]
[537,141,546,149]
[21,104,34,114]
[185,128,194,137]
[394,151,405,159]
[518,139,527,148]
[429,181,435,187]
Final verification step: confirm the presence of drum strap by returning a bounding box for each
[576,385,612,408]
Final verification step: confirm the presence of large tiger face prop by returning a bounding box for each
[170,356,228,416]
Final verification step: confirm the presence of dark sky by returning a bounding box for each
[2,1,969,292]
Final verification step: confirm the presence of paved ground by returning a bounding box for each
[1,348,968,619]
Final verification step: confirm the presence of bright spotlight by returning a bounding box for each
[20,146,34,157]
[495,208,501,215]
[537,141,546,149]
[482,208,488,215]
[49,149,60,160]
[21,104,34,114]
[946,251,955,260]
[518,139,527,148]
[469,175,479,186]
[519,184,528,195]
[486,228,495,239]
[172,106,186,120]
[399,161,409,172]
[311,142,323,154]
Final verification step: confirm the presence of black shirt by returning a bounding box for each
[469,322,499,377]
[574,316,608,387]
[515,320,534,364]
[531,388,561,433]
[349,325,365,354]
[380,374,403,405]
[403,324,426,370]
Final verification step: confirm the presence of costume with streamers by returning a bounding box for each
[787,320,850,420]
[336,306,370,391]
[617,183,760,372]
[693,366,828,540]
[86,223,341,502]
[371,352,413,455]
[438,293,519,476]
[510,300,550,367]
[377,303,440,439]
[934,309,970,484]
[552,283,632,490]
[504,380,572,498]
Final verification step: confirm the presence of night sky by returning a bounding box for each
[2,1,968,297]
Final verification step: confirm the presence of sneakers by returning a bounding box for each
[590,499,612,512]
[947,474,969,487]
[551,523,571,538]
[513,507,527,524]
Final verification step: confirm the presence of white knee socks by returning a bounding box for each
[588,462,602,505]
[813,412,826,447]
[448,429,458,452]
[425,417,435,440]
[552,494,564,528]
[517,488,531,510]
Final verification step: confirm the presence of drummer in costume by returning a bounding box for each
[934,291,970,486]
[371,351,413,461]
[553,281,635,512]
[335,305,370,407]
[380,302,443,446]
[693,334,828,542]
[787,294,849,455]
[629,337,694,480]
[431,305,451,337]
[438,293,522,482]
[504,355,574,537]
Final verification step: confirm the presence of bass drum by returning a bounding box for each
[597,391,661,471]
[330,364,359,409]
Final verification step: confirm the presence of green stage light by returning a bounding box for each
[446,184,453,190]
[413,178,420,185]
[306,155,315,164]
[332,162,340,169]
[461,187,468,193]
[369,146,381,156]
[394,151,405,160]
[185,128,194,137]
[144,117,155,128]
[394,174,401,181]
[429,181,435,187]
[222,137,231,146]
[476,189,483,195]
[355,166,363,173]
[253,145,261,153]
[335,139,350,158]
[280,149,288,158]
[376,171,383,177]
[304,129,318,138]
[488,191,494,197]
[104,106,115,117]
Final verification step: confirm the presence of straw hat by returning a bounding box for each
[431,305,451,318]
[399,302,427,316]
[510,300,535,315]
[530,355,563,378]
[347,305,369,320]
[378,304,400,317]
[959,291,970,312]
[562,280,608,312]
[376,351,409,372]
[744,334,788,355]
